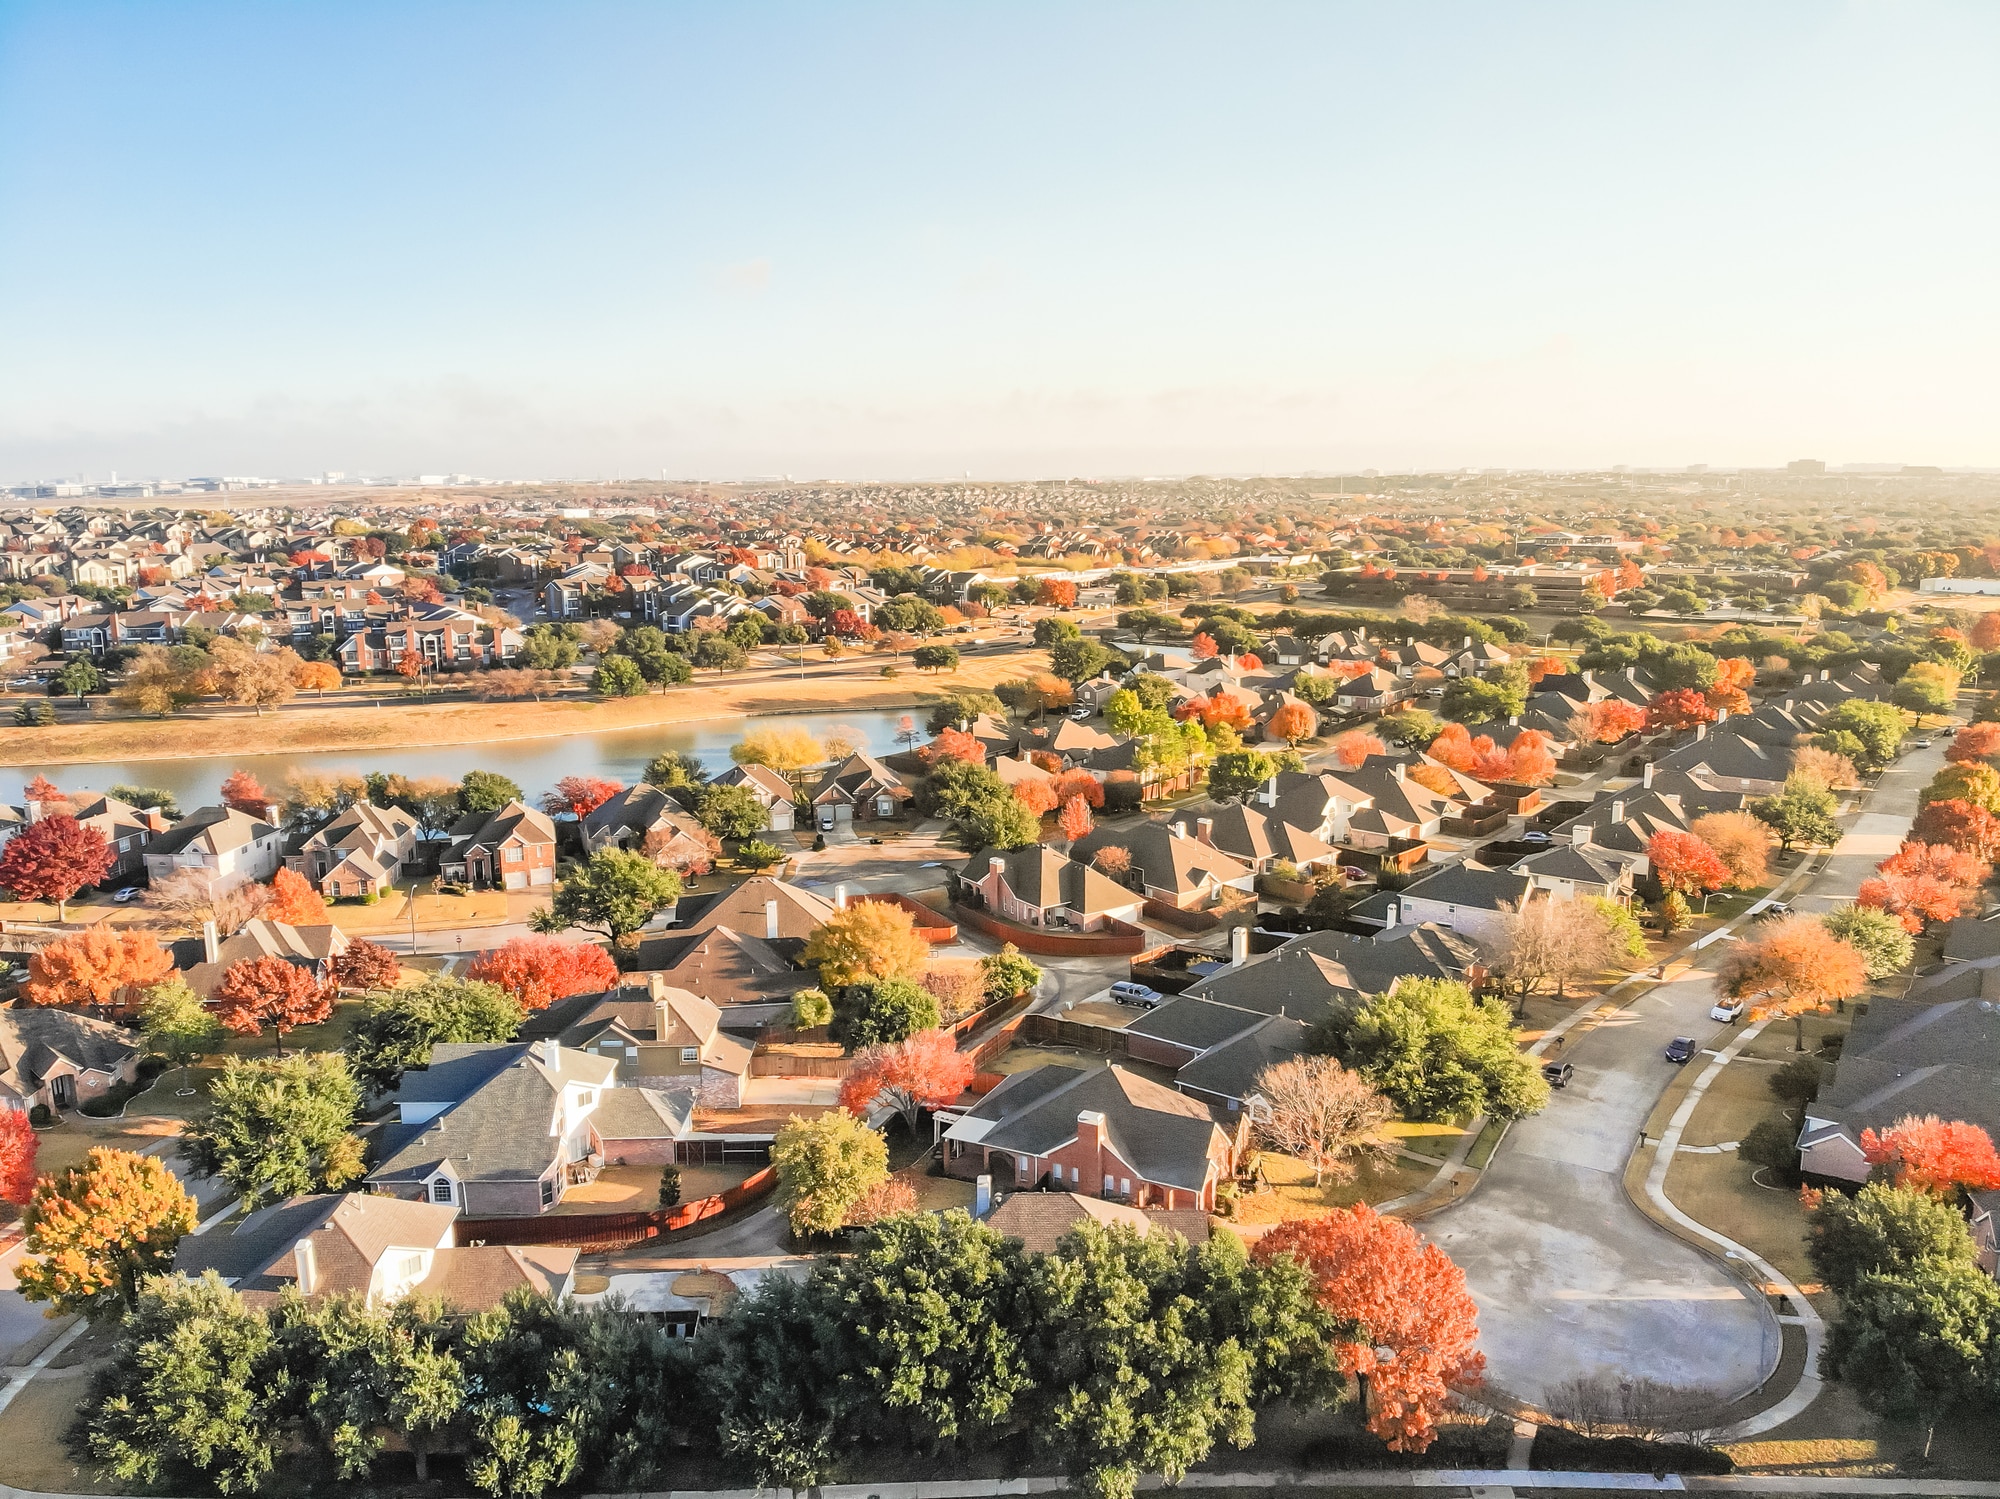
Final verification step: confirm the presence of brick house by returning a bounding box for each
[287,802,419,899]
[808,751,910,830]
[520,974,753,1108]
[941,1063,1242,1212]
[0,1007,141,1113]
[440,800,558,890]
[952,845,1144,931]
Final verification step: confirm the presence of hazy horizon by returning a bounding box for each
[4,2,1997,481]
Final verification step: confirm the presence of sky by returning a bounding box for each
[1,2,1997,481]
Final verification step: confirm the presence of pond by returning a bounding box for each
[0,709,919,809]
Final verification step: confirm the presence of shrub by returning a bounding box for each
[1739,1118,1800,1182]
[658,1164,682,1207]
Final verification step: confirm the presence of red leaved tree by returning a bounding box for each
[1189,631,1219,660]
[24,929,174,1015]
[1034,577,1078,609]
[540,775,623,819]
[1267,702,1315,747]
[1718,914,1868,1049]
[21,774,67,811]
[1646,688,1718,731]
[213,956,331,1053]
[1058,793,1094,843]
[1332,732,1386,769]
[1860,1115,2000,1197]
[836,1029,976,1133]
[1857,872,1976,932]
[1013,779,1060,815]
[0,815,115,920]
[327,938,402,993]
[1051,769,1104,808]
[1254,1206,1485,1453]
[1647,829,1731,897]
[0,1110,37,1204]
[263,867,330,927]
[1911,798,2000,862]
[925,727,984,766]
[1504,729,1557,786]
[219,770,272,817]
[1877,839,1991,889]
[1578,699,1647,744]
[467,934,619,1010]
[1945,721,2000,767]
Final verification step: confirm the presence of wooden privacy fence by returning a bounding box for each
[850,891,958,942]
[951,901,1147,956]
[457,1166,778,1252]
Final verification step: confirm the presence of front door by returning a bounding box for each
[49,1076,75,1110]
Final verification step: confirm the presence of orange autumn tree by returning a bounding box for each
[1332,731,1385,769]
[219,769,273,817]
[1405,762,1460,796]
[1503,729,1557,786]
[1718,914,1868,1049]
[0,1110,36,1205]
[467,934,619,1010]
[1860,1115,2000,1197]
[1255,1205,1484,1453]
[1646,829,1731,897]
[1058,793,1094,843]
[1704,656,1756,715]
[1013,778,1061,815]
[836,1029,974,1133]
[1523,655,1564,684]
[1858,871,1976,933]
[1577,699,1647,744]
[925,727,985,766]
[327,938,403,993]
[1689,811,1770,889]
[1189,631,1219,660]
[1051,769,1104,808]
[1646,688,1717,731]
[1878,839,1991,889]
[263,867,330,926]
[24,929,174,1016]
[0,814,116,921]
[1911,798,2000,862]
[214,956,331,1053]
[540,775,623,819]
[1944,721,2000,766]
[1267,701,1315,747]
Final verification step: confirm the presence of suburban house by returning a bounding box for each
[952,845,1145,932]
[709,763,797,831]
[808,751,911,829]
[172,917,352,1002]
[287,802,419,899]
[637,874,835,967]
[940,1063,1242,1211]
[1333,666,1407,714]
[368,1039,618,1215]
[986,1191,1210,1254]
[580,784,713,866]
[1513,836,1633,901]
[1650,725,1796,797]
[1069,821,1256,911]
[1798,996,2000,1184]
[521,974,754,1107]
[173,1193,578,1310]
[0,1006,142,1113]
[1362,861,1540,946]
[16,789,169,886]
[142,805,285,891]
[1162,803,1339,876]
[440,800,558,890]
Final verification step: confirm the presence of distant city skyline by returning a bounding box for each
[3,1,1996,479]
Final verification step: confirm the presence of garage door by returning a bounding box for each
[529,866,553,886]
[504,870,527,890]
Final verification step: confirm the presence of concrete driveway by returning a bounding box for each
[1429,969,1780,1409]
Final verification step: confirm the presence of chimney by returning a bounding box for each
[293,1237,317,1296]
[1715,708,1729,723]
[764,899,780,941]
[1394,761,1406,782]
[540,1037,560,1070]
[834,883,848,910]
[1170,820,1187,839]
[1612,799,1626,823]
[1625,666,1638,681]
[1261,779,1277,807]
[1508,714,1519,727]
[647,971,668,1001]
[1463,634,1471,648]
[22,799,42,826]
[988,855,1006,877]
[655,997,673,1046]
[1695,723,1708,741]
[1230,924,1250,967]
[202,920,219,965]
[1821,668,1831,682]
[1642,762,1655,789]
[1196,817,1214,845]
[1076,1110,1106,1188]
[1571,823,1591,847]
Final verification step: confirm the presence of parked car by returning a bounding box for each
[111,887,143,904]
[1541,1061,1575,1088]
[1665,1036,1700,1064]
[1522,830,1552,845]
[1754,901,1791,919]
[1339,866,1371,881]
[1710,999,1746,1023]
[1107,981,1163,1008]
[1913,738,1933,749]
[1070,707,1092,721]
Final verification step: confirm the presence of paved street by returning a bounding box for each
[1431,968,1778,1407]
[1790,736,1947,912]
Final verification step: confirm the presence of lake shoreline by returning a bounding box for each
[0,646,1040,768]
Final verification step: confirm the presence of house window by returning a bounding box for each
[1120,1178,1131,1196]
[430,1179,453,1204]
[540,1178,556,1208]
[1103,1173,1116,1194]
[505,846,523,863]
[681,1047,698,1064]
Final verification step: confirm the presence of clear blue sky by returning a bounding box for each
[2,2,1996,480]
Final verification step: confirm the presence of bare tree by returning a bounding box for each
[1249,1055,1393,1186]
[1491,897,1623,1004]
[144,870,269,936]
[1543,1374,1727,1445]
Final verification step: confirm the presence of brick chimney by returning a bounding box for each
[1076,1110,1106,1192]
[1195,818,1214,845]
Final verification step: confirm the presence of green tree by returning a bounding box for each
[1892,661,1959,726]
[1752,772,1842,851]
[345,974,525,1093]
[1103,687,1148,736]
[1208,748,1276,801]
[138,976,222,1089]
[980,943,1044,1001]
[789,987,834,1029]
[966,789,1042,849]
[878,595,946,633]
[519,624,581,670]
[1651,642,1721,692]
[641,750,709,797]
[1320,977,1549,1123]
[693,633,748,673]
[1821,904,1915,979]
[459,769,524,815]
[772,1110,890,1238]
[815,1210,1032,1448]
[698,782,768,840]
[1034,616,1083,647]
[80,1274,282,1495]
[180,1053,366,1209]
[591,654,647,697]
[737,837,786,870]
[1049,638,1115,683]
[1377,707,1445,749]
[1822,1260,2000,1459]
[533,847,682,940]
[1807,1181,1977,1297]
[830,979,941,1050]
[273,1293,467,1482]
[1583,895,1649,965]
[911,644,960,673]
[57,656,102,701]
[927,690,1004,735]
[1813,699,1908,769]
[1439,675,1525,725]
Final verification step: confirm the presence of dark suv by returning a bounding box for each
[1664,1036,1699,1065]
